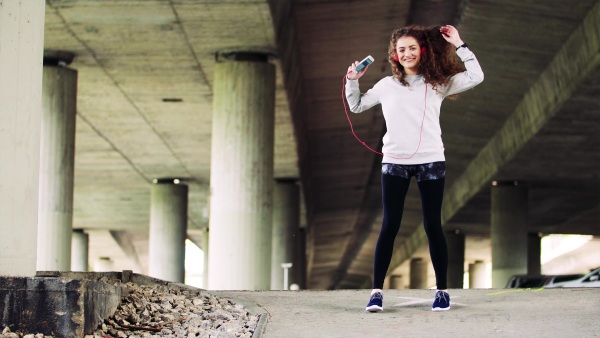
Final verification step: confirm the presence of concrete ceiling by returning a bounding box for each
[43,0,600,289]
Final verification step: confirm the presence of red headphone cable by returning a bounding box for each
[341,75,427,160]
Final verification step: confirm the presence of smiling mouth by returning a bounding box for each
[403,58,415,62]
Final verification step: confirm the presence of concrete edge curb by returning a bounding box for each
[209,293,270,338]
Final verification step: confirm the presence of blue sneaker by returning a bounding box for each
[432,290,450,311]
[365,292,383,312]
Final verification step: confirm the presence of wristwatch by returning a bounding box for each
[456,43,468,50]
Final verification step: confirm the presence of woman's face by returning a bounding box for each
[395,36,422,75]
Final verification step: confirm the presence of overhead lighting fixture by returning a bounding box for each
[153,178,186,185]
[491,180,520,186]
[162,98,183,102]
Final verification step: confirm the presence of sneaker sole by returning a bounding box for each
[365,305,383,312]
[432,306,450,311]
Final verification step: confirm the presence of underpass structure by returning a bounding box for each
[0,0,598,290]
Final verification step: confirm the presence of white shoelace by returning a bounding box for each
[435,291,448,303]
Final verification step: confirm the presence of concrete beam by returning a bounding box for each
[109,230,142,272]
[327,152,382,290]
[388,2,600,275]
[407,0,468,26]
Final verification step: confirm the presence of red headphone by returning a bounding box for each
[394,46,427,62]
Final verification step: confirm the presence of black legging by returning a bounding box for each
[372,173,448,290]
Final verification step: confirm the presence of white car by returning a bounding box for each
[544,268,600,288]
[542,273,585,288]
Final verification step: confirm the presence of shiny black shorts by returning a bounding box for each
[381,161,446,182]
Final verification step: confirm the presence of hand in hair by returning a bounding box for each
[439,25,464,49]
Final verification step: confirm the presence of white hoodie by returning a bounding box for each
[345,47,484,165]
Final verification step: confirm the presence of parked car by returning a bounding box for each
[542,273,585,288]
[505,275,549,288]
[544,267,600,288]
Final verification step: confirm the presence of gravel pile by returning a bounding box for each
[1,278,260,338]
[93,277,260,338]
[0,327,44,338]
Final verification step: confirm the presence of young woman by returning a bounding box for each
[345,25,484,312]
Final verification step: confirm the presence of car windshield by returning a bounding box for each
[552,274,584,283]
[584,270,600,282]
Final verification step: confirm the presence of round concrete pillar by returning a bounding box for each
[491,181,528,288]
[148,181,188,283]
[446,230,465,288]
[208,53,275,290]
[0,0,45,276]
[410,258,428,289]
[71,230,89,272]
[528,233,542,275]
[294,228,307,289]
[37,64,77,271]
[271,180,300,290]
[94,257,114,272]
[469,260,488,288]
[202,228,209,289]
[390,275,405,289]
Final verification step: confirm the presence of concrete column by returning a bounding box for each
[294,227,307,289]
[446,230,465,288]
[208,52,275,290]
[202,228,209,289]
[528,233,541,275]
[71,230,89,272]
[149,181,188,283]
[37,61,78,271]
[271,180,300,290]
[410,258,428,289]
[469,260,487,289]
[94,257,114,272]
[390,275,405,289]
[0,0,45,276]
[491,181,528,288]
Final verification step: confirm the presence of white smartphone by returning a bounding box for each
[352,55,374,73]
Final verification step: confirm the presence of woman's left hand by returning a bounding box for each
[440,25,464,48]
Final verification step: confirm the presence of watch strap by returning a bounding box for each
[456,43,469,50]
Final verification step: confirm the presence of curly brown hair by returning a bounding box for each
[388,25,465,93]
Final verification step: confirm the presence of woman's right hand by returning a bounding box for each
[346,61,368,80]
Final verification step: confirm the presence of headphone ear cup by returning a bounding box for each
[421,47,427,55]
[394,53,399,62]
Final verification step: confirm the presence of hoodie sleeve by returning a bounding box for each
[344,77,382,113]
[445,47,484,97]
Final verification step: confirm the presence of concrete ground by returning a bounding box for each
[214,288,600,338]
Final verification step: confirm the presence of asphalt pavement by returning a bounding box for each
[214,288,600,338]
